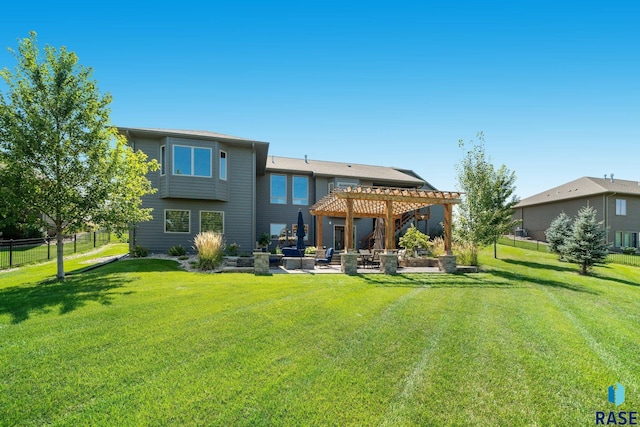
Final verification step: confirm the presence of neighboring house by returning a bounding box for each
[119,127,444,253]
[513,176,640,249]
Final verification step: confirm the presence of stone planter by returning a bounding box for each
[398,257,439,267]
[438,255,457,273]
[254,252,270,275]
[341,252,358,275]
[379,253,398,274]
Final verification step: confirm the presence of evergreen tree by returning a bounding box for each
[562,206,609,275]
[545,212,573,259]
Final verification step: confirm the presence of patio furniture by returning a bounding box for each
[358,249,373,268]
[282,247,301,257]
[315,247,334,268]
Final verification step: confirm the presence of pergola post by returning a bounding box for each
[345,199,354,251]
[444,203,453,255]
[317,215,323,248]
[385,200,394,251]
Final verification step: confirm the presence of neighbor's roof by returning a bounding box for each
[266,156,428,187]
[515,176,640,208]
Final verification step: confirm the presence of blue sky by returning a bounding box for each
[2,1,639,199]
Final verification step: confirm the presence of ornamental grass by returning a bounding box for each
[193,231,224,270]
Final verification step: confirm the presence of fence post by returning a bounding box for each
[93,231,97,248]
[47,237,51,260]
[74,234,77,253]
[9,239,13,267]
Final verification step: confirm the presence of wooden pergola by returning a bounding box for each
[310,186,462,254]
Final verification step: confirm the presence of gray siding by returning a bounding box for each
[132,138,256,253]
[514,194,640,246]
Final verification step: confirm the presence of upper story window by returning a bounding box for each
[616,199,627,216]
[219,151,227,180]
[270,174,286,204]
[292,176,309,205]
[173,145,212,177]
[160,146,166,175]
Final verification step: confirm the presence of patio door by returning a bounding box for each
[333,225,356,251]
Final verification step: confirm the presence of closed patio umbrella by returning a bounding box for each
[373,218,384,250]
[296,209,306,256]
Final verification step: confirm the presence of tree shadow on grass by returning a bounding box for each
[489,268,598,294]
[502,258,638,289]
[359,272,524,289]
[0,270,136,324]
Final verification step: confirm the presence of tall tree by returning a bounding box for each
[545,212,573,260]
[0,32,158,280]
[454,133,520,258]
[562,206,609,275]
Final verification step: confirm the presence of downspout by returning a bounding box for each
[252,143,256,249]
[604,192,617,246]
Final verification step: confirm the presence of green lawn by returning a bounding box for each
[1,244,638,425]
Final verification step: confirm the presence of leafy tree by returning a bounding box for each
[398,224,431,257]
[454,133,520,258]
[545,212,572,259]
[562,206,609,275]
[0,32,158,280]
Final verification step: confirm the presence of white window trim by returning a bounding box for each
[219,150,227,181]
[164,209,191,234]
[292,175,309,205]
[270,174,287,204]
[160,145,166,176]
[200,210,225,234]
[172,145,212,178]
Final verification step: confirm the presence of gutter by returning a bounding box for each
[604,191,617,245]
[126,130,136,252]
[252,142,256,248]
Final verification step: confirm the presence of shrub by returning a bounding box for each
[304,246,317,255]
[194,232,224,270]
[167,245,187,256]
[622,247,638,255]
[398,224,431,257]
[130,245,149,258]
[226,242,240,256]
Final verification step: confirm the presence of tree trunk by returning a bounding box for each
[56,230,65,281]
[494,241,497,258]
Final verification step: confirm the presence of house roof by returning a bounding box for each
[117,127,270,174]
[266,156,428,187]
[515,176,640,208]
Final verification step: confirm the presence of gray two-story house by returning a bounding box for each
[119,127,444,253]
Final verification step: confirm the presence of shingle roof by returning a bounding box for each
[515,176,640,208]
[266,156,426,187]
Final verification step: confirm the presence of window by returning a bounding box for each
[219,151,227,180]
[201,211,224,233]
[624,232,638,248]
[292,176,309,205]
[173,145,211,177]
[165,210,190,233]
[270,223,286,239]
[328,182,334,193]
[270,174,286,204]
[615,231,623,248]
[160,146,166,175]
[292,223,309,241]
[616,199,627,216]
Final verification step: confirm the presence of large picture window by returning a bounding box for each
[270,223,286,239]
[165,210,190,233]
[616,199,627,216]
[173,145,212,177]
[270,174,286,204]
[201,211,224,233]
[292,176,309,205]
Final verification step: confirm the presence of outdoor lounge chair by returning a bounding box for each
[315,247,334,267]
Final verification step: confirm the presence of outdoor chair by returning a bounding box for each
[358,249,372,268]
[315,247,334,268]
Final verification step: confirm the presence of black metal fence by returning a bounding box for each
[0,230,111,269]
[499,235,640,268]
